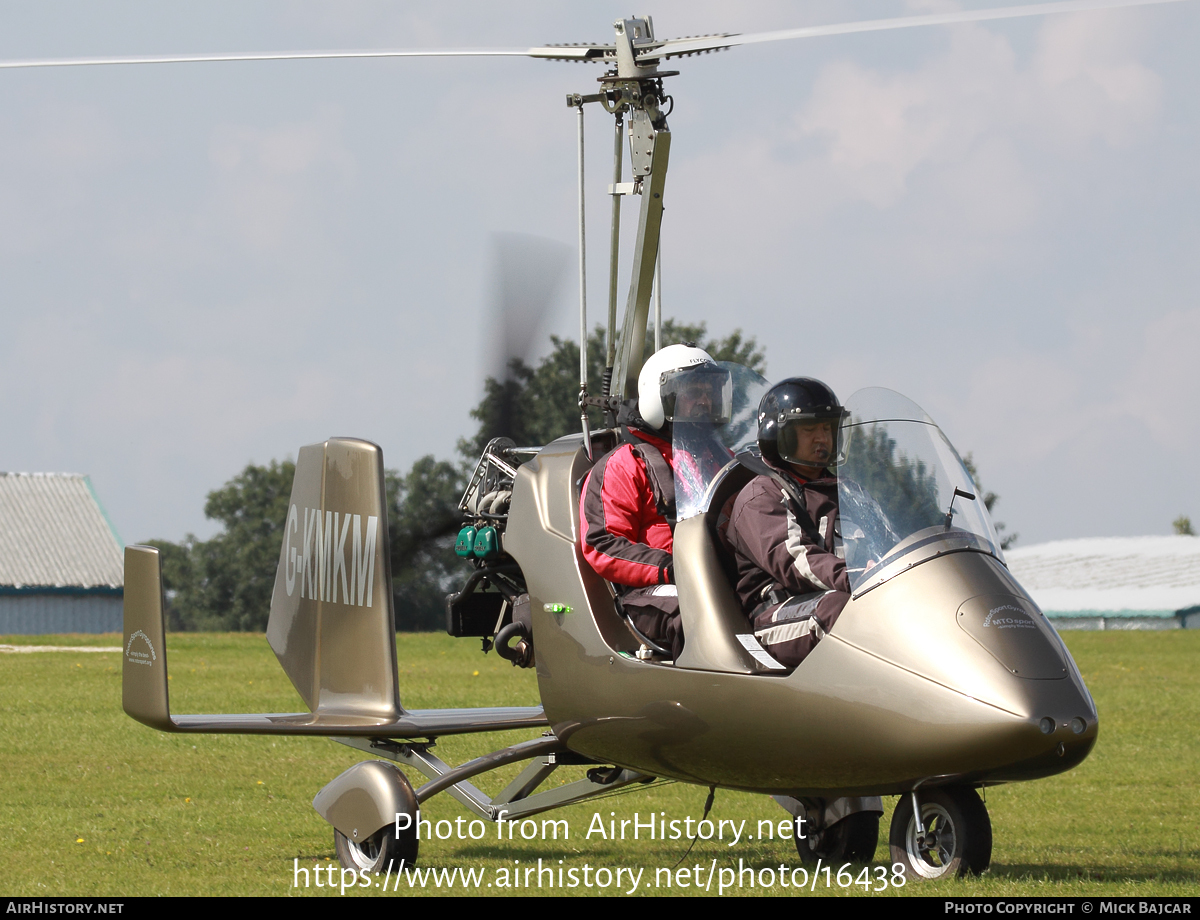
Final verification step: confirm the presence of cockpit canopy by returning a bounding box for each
[838,387,1004,593]
[671,362,770,522]
[672,374,1006,596]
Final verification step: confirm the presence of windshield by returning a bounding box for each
[673,363,770,521]
[838,388,1004,594]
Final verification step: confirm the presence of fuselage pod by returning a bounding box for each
[504,382,1096,796]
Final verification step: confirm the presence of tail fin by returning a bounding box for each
[122,545,173,730]
[122,438,543,737]
[122,437,401,729]
[266,438,401,721]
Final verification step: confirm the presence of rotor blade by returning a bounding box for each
[645,0,1190,61]
[489,233,571,380]
[2,0,1183,71]
[0,46,611,71]
[483,234,571,441]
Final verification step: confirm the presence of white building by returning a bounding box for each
[1005,536,1200,630]
[0,473,124,634]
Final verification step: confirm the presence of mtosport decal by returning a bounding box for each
[983,604,1037,629]
[125,629,156,666]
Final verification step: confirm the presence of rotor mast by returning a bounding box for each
[609,17,674,402]
[571,17,675,412]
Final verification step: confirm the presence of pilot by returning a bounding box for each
[579,343,731,659]
[721,377,851,668]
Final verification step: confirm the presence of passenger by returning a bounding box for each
[579,344,731,659]
[722,377,852,667]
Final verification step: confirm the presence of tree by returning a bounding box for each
[462,319,766,457]
[149,460,296,631]
[840,424,943,537]
[461,327,608,458]
[151,457,464,632]
[962,454,1018,550]
[387,457,467,631]
[1174,515,1195,536]
[151,319,766,633]
[646,319,766,373]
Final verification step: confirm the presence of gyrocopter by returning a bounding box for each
[14,0,1169,880]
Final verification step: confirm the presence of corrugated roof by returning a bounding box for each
[1006,536,1200,614]
[0,473,123,589]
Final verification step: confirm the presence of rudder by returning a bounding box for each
[267,438,402,721]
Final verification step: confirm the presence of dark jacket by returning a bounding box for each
[722,464,850,620]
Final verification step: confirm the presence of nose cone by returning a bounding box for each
[987,709,1097,782]
[832,551,1099,785]
[954,590,1099,780]
[933,650,1099,784]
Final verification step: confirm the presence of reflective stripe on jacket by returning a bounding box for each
[722,467,850,616]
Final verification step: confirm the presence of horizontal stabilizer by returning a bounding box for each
[167,707,547,736]
[122,544,547,737]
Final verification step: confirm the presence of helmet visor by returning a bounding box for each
[660,364,733,424]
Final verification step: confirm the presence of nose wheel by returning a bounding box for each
[795,810,880,864]
[889,787,991,879]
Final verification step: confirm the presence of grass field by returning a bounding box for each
[1,630,1197,897]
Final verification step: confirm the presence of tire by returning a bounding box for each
[888,787,992,880]
[334,820,418,873]
[795,810,880,865]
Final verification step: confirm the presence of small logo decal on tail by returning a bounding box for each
[125,629,156,666]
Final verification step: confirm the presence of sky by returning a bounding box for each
[1,0,1197,547]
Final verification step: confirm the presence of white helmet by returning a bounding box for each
[637,343,732,431]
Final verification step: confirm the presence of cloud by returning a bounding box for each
[1029,9,1162,149]
[668,7,1170,303]
[1117,307,1200,448]
[797,11,1161,211]
[202,107,356,258]
[0,101,121,251]
[934,303,1200,476]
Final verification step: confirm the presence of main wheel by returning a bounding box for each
[334,821,418,873]
[888,787,992,880]
[795,810,880,865]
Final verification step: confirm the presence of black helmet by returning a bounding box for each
[757,377,847,471]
